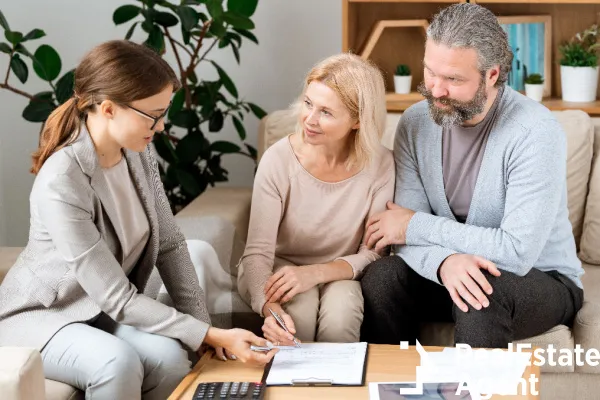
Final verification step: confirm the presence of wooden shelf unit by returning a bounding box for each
[343,0,600,114]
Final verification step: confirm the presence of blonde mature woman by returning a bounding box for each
[237,53,395,345]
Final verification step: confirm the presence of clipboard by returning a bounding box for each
[260,342,369,387]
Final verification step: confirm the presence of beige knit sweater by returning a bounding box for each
[238,134,395,315]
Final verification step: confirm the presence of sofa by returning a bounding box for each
[1,108,599,399]
[179,108,600,400]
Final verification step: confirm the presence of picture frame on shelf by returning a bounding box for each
[498,15,552,98]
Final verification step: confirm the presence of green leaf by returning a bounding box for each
[209,110,224,132]
[33,44,61,81]
[206,0,224,19]
[222,12,254,30]
[153,134,178,164]
[23,29,45,41]
[168,88,186,120]
[141,20,153,33]
[170,109,200,129]
[232,115,246,140]
[209,20,226,37]
[226,32,242,47]
[227,0,258,17]
[176,168,201,196]
[218,36,230,49]
[248,102,267,119]
[0,10,10,31]
[144,26,165,54]
[56,69,75,104]
[182,26,191,45]
[245,143,257,159]
[10,54,28,83]
[113,5,141,25]
[183,0,205,4]
[22,99,56,122]
[33,91,54,101]
[234,28,258,44]
[155,11,178,27]
[14,44,32,57]
[125,21,139,40]
[0,42,10,53]
[210,61,238,97]
[177,6,199,32]
[5,31,23,45]
[210,140,240,153]
[175,132,205,164]
[231,44,240,64]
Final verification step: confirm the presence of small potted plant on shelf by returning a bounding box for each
[394,64,412,94]
[559,24,600,102]
[524,73,544,102]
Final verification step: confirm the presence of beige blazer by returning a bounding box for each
[0,124,210,351]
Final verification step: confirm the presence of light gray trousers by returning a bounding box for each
[40,313,192,400]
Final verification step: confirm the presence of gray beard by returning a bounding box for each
[417,81,488,127]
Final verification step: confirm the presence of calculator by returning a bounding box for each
[192,381,266,399]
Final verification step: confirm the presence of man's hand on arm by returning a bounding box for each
[365,201,416,251]
[438,254,501,312]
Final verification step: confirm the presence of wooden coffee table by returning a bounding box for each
[169,345,540,399]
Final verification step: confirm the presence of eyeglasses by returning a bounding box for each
[125,101,171,132]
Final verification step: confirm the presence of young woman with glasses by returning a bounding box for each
[0,39,276,400]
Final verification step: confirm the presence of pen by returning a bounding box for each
[250,345,296,352]
[269,308,301,347]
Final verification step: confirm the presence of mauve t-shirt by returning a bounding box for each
[442,86,504,223]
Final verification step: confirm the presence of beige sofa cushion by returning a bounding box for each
[0,347,45,400]
[580,125,600,265]
[45,380,83,400]
[553,110,594,247]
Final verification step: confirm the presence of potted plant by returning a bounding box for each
[559,24,600,102]
[394,64,412,94]
[0,1,265,213]
[524,73,544,102]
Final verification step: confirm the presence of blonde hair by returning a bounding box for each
[294,53,386,170]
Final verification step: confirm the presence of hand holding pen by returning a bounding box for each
[261,303,301,347]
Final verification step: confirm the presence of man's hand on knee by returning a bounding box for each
[438,254,501,312]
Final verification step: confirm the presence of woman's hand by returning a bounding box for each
[204,327,278,366]
[261,302,299,346]
[264,266,319,304]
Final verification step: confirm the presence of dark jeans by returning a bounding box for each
[360,256,584,348]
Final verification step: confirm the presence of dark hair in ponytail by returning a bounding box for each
[31,40,181,174]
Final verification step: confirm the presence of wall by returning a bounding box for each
[0,0,342,246]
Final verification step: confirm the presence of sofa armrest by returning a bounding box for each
[0,347,46,400]
[573,301,600,373]
[176,187,252,243]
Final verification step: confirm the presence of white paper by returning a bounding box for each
[265,342,367,386]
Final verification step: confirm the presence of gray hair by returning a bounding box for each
[426,3,513,86]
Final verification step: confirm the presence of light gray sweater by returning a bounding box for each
[394,85,584,288]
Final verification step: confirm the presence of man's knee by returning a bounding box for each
[361,256,411,298]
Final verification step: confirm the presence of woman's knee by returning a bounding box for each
[94,340,144,388]
[317,281,364,342]
[146,337,191,379]
[282,286,319,341]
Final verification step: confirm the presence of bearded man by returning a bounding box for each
[359,3,584,348]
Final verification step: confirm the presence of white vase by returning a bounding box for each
[560,65,599,102]
[394,75,412,94]
[524,83,544,102]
